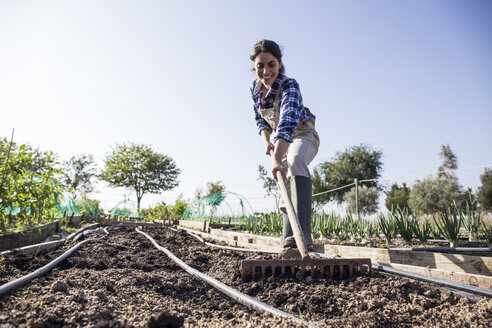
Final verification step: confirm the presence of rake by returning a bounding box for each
[242,169,372,281]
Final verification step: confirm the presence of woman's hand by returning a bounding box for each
[271,138,289,181]
[264,141,274,156]
[271,158,287,181]
[261,130,274,156]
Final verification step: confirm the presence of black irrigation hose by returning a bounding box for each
[135,227,319,328]
[0,227,110,297]
[390,247,492,253]
[374,264,492,298]
[178,227,492,298]
[185,229,280,254]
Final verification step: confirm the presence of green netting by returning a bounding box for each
[182,190,255,222]
[3,193,78,218]
[55,195,80,217]
[110,199,141,218]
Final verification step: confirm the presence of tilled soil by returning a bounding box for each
[143,227,492,328]
[0,226,491,327]
[0,227,298,327]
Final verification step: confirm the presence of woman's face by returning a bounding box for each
[254,52,282,89]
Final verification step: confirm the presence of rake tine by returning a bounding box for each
[242,258,372,281]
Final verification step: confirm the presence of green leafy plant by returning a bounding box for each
[0,142,64,232]
[318,212,342,240]
[378,213,397,245]
[460,197,482,242]
[242,212,282,236]
[433,207,461,248]
[412,218,432,244]
[393,208,414,243]
[366,221,381,239]
[481,222,492,247]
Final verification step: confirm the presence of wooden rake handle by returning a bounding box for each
[271,150,310,259]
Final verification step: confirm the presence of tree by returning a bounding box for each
[205,181,226,196]
[408,175,461,215]
[438,144,458,179]
[257,165,280,212]
[61,154,97,197]
[385,183,411,213]
[477,168,492,212]
[312,144,383,205]
[343,185,379,215]
[99,143,180,214]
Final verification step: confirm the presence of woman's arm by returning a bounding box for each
[260,129,274,156]
[271,138,289,180]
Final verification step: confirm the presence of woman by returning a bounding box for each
[250,39,320,250]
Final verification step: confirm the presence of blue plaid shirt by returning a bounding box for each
[250,73,314,143]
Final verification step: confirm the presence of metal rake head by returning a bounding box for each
[241,258,372,281]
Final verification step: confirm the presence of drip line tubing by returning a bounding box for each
[135,227,319,328]
[175,227,492,298]
[390,247,492,252]
[185,229,280,254]
[374,264,492,298]
[0,227,109,297]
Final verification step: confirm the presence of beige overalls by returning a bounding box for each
[258,78,320,181]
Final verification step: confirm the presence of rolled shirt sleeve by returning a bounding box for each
[274,79,303,143]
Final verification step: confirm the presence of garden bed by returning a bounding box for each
[181,226,492,289]
[1,225,491,327]
[0,221,61,251]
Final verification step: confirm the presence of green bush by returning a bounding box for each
[0,142,64,232]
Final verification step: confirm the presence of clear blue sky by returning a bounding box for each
[1,0,491,213]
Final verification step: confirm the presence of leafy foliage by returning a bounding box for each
[460,197,482,241]
[257,165,280,212]
[61,154,97,197]
[392,208,414,243]
[408,175,461,215]
[242,212,282,236]
[312,144,383,206]
[74,195,103,216]
[141,195,188,222]
[0,141,63,231]
[343,184,379,215]
[477,168,492,211]
[205,181,225,196]
[385,183,411,213]
[100,143,180,214]
[378,213,398,244]
[437,144,458,180]
[433,207,461,248]
[412,218,432,244]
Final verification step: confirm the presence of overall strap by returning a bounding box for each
[273,78,288,111]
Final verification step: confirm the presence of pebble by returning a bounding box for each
[95,291,107,300]
[29,320,45,328]
[52,281,68,293]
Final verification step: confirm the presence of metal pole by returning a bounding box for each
[354,178,359,217]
